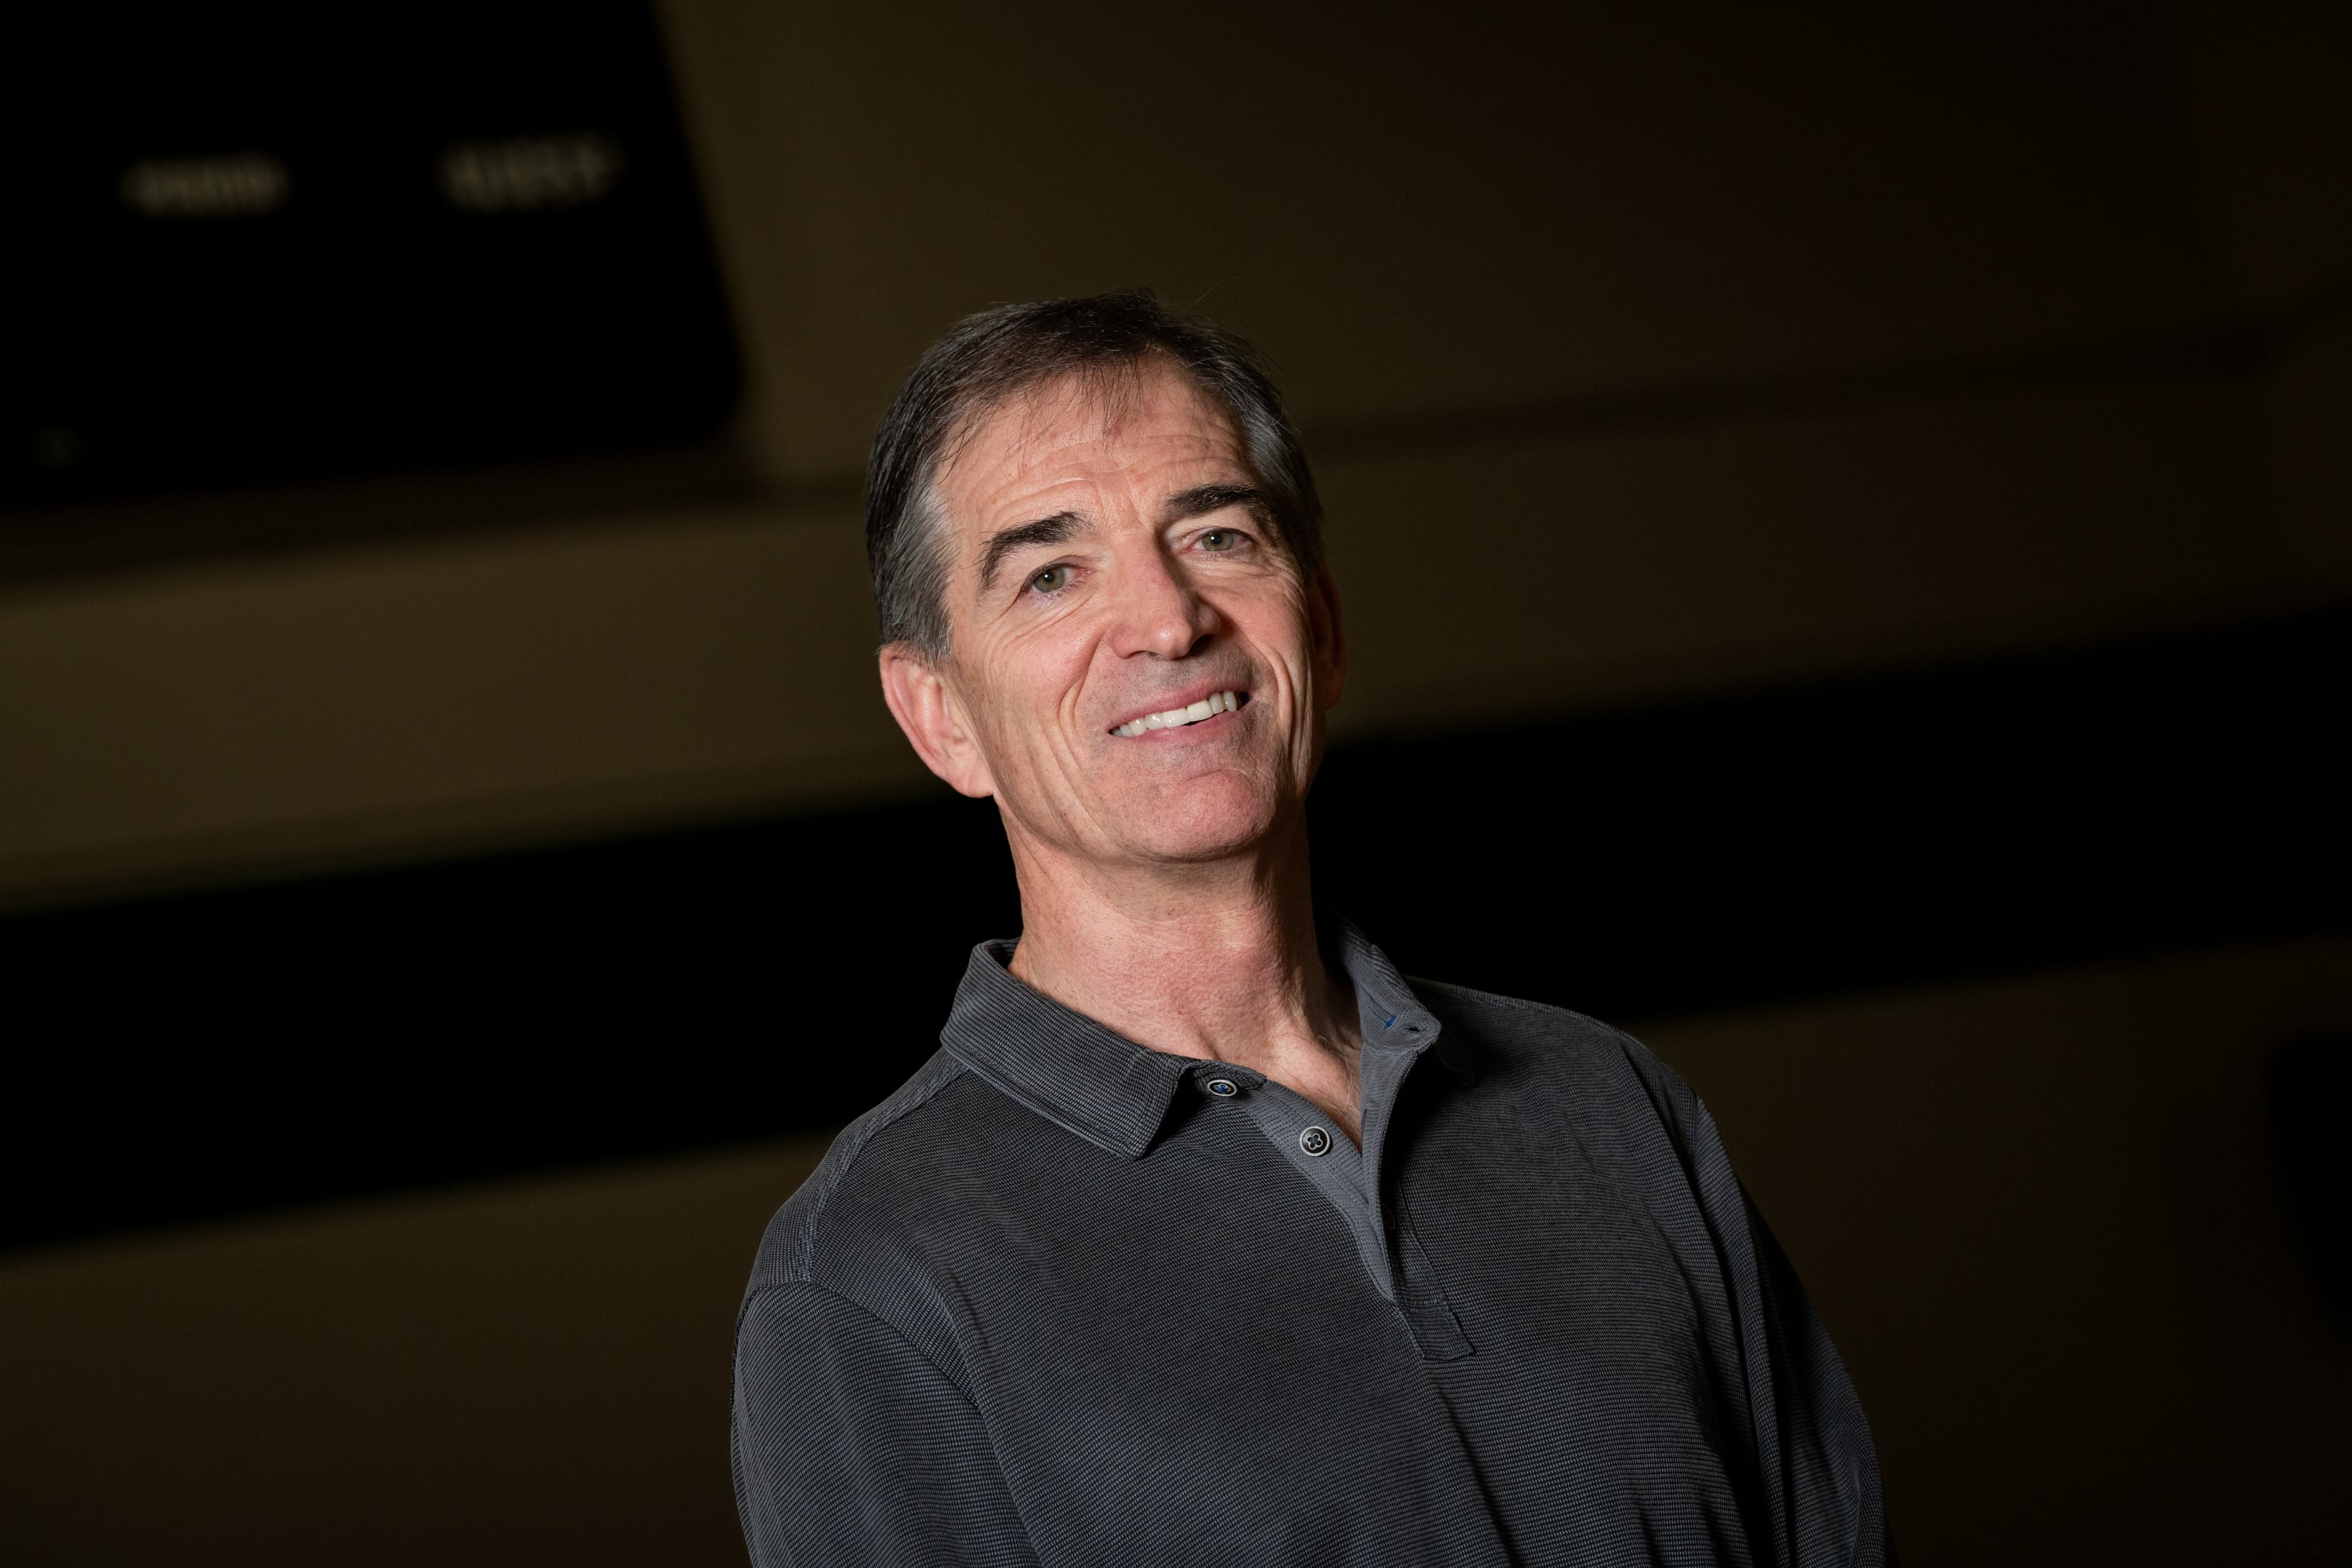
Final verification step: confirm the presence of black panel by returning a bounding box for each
[2271,1035,2352,1318]
[7,2,738,506]
[1312,607,2350,1014]
[6,608,2348,1251]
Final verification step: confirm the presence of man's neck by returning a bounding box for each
[1004,822,1365,1138]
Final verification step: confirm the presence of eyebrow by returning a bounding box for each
[978,511,1086,592]
[974,485,1270,593]
[1164,483,1268,526]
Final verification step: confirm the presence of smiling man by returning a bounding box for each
[731,292,1893,1566]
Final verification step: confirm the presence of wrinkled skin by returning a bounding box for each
[877,361,1360,1134]
[880,366,1344,883]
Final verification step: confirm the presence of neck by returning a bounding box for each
[1004,815,1365,1137]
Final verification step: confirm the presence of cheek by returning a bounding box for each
[975,633,1095,757]
[1228,594,1318,689]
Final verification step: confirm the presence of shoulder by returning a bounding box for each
[1406,975,1715,1160]
[742,1047,986,1303]
[1410,975,1679,1083]
[740,1041,1092,1321]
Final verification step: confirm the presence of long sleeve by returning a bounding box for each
[1666,1065,1898,1568]
[1744,1192,1898,1567]
[731,1282,1039,1568]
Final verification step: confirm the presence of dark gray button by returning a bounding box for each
[1299,1126,1333,1156]
[1204,1077,1239,1098]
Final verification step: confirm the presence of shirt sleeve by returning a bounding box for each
[1673,1067,1900,1568]
[1742,1178,1900,1567]
[731,1281,1040,1568]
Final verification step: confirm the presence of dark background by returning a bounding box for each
[9,606,2347,1251]
[2,4,2347,1565]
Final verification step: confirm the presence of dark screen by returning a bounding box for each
[8,3,739,506]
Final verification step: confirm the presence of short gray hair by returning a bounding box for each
[864,290,1324,657]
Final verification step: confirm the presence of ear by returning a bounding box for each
[879,643,997,799]
[1306,566,1346,713]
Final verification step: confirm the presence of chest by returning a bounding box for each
[921,1109,1738,1563]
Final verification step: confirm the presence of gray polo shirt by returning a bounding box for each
[732,923,1893,1566]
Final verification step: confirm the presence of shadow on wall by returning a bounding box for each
[5,607,2346,1253]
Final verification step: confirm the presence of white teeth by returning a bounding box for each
[1112,690,1243,737]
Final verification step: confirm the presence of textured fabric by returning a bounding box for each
[733,921,1894,1566]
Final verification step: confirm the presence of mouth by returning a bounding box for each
[1108,688,1247,738]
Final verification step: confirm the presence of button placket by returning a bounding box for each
[1220,1076,1392,1301]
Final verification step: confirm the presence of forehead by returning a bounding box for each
[935,365,1245,522]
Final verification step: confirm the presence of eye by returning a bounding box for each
[1200,528,1240,552]
[1029,564,1070,593]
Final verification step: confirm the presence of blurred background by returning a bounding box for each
[3,2,2347,1563]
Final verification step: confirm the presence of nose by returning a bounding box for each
[1105,548,1223,660]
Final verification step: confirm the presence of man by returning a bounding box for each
[732,291,1893,1565]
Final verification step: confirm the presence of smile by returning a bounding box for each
[1109,690,1244,737]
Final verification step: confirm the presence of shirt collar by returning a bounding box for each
[938,915,1444,1160]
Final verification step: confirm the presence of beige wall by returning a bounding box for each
[1657,938,2352,1568]
[6,936,2344,1567]
[0,1141,829,1567]
[2172,0,2352,317]
[5,2,2346,909]
[0,365,2302,908]
[2171,0,2352,580]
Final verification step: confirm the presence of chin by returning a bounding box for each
[1126,777,1288,864]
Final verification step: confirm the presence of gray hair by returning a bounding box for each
[864,289,1324,657]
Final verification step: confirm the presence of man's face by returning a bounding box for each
[884,365,1343,872]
